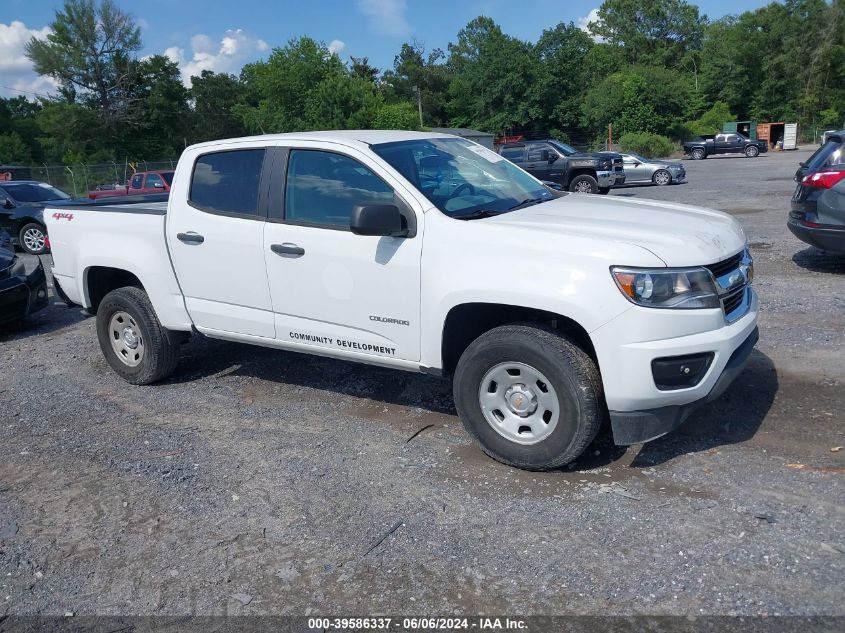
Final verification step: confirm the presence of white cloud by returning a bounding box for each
[356,0,410,36]
[165,29,269,87]
[578,8,606,43]
[0,20,59,98]
[328,39,346,54]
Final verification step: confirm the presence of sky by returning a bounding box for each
[0,0,777,99]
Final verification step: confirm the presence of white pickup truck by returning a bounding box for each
[46,131,758,470]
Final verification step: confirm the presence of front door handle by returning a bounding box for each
[177,232,204,244]
[271,243,305,258]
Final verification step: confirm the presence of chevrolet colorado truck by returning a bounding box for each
[683,133,768,160]
[46,131,759,471]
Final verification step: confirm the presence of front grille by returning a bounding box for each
[723,287,746,315]
[706,252,743,278]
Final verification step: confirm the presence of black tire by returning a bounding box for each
[19,222,48,255]
[691,148,706,160]
[652,169,672,186]
[568,174,599,194]
[96,286,180,385]
[745,145,759,158]
[453,324,606,471]
[597,187,611,195]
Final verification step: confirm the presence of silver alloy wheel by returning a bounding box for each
[692,149,705,160]
[653,170,671,186]
[109,311,144,367]
[23,227,45,253]
[478,361,560,445]
[746,146,759,157]
[573,179,593,194]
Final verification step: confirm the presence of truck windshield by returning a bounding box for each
[548,141,578,156]
[371,137,553,219]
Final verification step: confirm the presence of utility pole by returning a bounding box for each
[414,86,423,127]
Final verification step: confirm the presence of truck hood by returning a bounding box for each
[485,195,746,267]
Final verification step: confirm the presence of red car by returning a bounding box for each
[88,170,174,199]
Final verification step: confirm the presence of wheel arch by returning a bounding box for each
[439,302,597,377]
[84,265,145,312]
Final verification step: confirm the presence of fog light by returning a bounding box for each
[652,352,714,390]
[37,289,46,298]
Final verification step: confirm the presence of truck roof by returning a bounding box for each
[187,130,456,151]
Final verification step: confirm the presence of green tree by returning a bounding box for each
[0,132,32,164]
[381,42,450,126]
[190,71,251,142]
[447,17,540,134]
[590,0,706,67]
[373,102,421,130]
[25,0,141,138]
[236,37,348,133]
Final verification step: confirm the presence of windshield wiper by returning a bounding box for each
[452,209,509,221]
[507,197,547,211]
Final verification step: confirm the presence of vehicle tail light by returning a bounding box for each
[801,170,845,189]
[44,235,50,249]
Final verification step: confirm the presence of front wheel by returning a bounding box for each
[745,146,759,158]
[19,223,48,255]
[568,174,599,194]
[691,148,706,160]
[96,286,180,385]
[453,324,605,471]
[652,169,672,186]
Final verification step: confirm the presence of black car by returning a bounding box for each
[498,140,625,194]
[0,228,11,252]
[0,181,80,255]
[788,131,845,253]
[0,248,49,325]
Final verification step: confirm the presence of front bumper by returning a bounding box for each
[592,286,759,445]
[0,259,49,325]
[610,326,759,444]
[596,170,625,188]
[787,219,845,253]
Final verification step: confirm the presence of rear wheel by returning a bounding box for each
[691,148,706,160]
[745,145,759,158]
[652,169,672,186]
[453,324,605,471]
[568,174,599,194]
[96,286,180,385]
[19,223,48,255]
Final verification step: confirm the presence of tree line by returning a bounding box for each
[1,0,843,167]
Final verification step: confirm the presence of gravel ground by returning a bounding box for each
[0,149,843,617]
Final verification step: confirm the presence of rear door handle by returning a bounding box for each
[177,232,204,244]
[271,243,305,258]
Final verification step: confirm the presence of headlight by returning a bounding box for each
[611,267,721,309]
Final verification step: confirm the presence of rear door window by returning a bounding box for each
[190,149,266,217]
[805,137,844,170]
[500,146,525,162]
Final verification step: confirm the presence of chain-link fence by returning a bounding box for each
[21,159,180,198]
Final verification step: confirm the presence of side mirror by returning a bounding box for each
[153,181,165,189]
[540,150,557,163]
[351,204,407,237]
[3,197,14,209]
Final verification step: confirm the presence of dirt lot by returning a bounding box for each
[1,148,843,617]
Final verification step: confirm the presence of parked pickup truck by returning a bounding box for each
[498,139,625,194]
[46,131,759,471]
[88,170,174,199]
[683,133,768,160]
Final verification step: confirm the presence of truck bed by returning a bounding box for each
[45,196,192,330]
